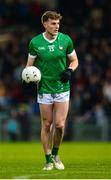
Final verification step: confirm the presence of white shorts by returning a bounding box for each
[37,91,70,104]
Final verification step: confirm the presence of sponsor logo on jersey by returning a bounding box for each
[38,47,45,50]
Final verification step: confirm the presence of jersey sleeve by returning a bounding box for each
[28,40,37,58]
[66,35,74,55]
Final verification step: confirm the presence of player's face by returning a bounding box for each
[44,18,60,37]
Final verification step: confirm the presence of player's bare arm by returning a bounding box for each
[60,50,79,83]
[68,50,79,71]
[26,56,35,67]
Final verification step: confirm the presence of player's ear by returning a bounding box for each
[43,22,47,29]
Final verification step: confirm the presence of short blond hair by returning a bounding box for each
[41,11,62,23]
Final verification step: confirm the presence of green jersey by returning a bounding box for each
[28,32,74,94]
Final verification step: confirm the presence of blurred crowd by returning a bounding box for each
[0,0,111,141]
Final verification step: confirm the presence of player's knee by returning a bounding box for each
[55,122,65,129]
[43,122,51,132]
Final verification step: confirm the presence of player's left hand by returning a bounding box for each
[60,68,73,83]
[22,80,36,88]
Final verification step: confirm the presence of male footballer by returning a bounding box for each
[25,11,79,170]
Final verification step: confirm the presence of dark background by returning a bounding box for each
[0,0,111,142]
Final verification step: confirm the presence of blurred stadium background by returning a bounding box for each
[0,0,111,143]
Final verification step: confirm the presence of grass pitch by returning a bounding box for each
[0,142,111,179]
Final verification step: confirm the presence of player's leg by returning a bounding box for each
[49,118,55,150]
[39,103,54,170]
[52,101,69,170]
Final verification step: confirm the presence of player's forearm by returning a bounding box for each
[26,57,35,67]
[69,58,79,71]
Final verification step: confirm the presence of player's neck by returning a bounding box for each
[44,31,57,40]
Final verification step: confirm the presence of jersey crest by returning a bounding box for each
[59,45,63,50]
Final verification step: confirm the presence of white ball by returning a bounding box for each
[22,66,41,83]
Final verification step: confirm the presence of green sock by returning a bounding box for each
[45,154,53,163]
[52,146,59,156]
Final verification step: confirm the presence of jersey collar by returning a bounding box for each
[43,32,58,43]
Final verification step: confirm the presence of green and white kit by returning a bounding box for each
[28,32,75,94]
